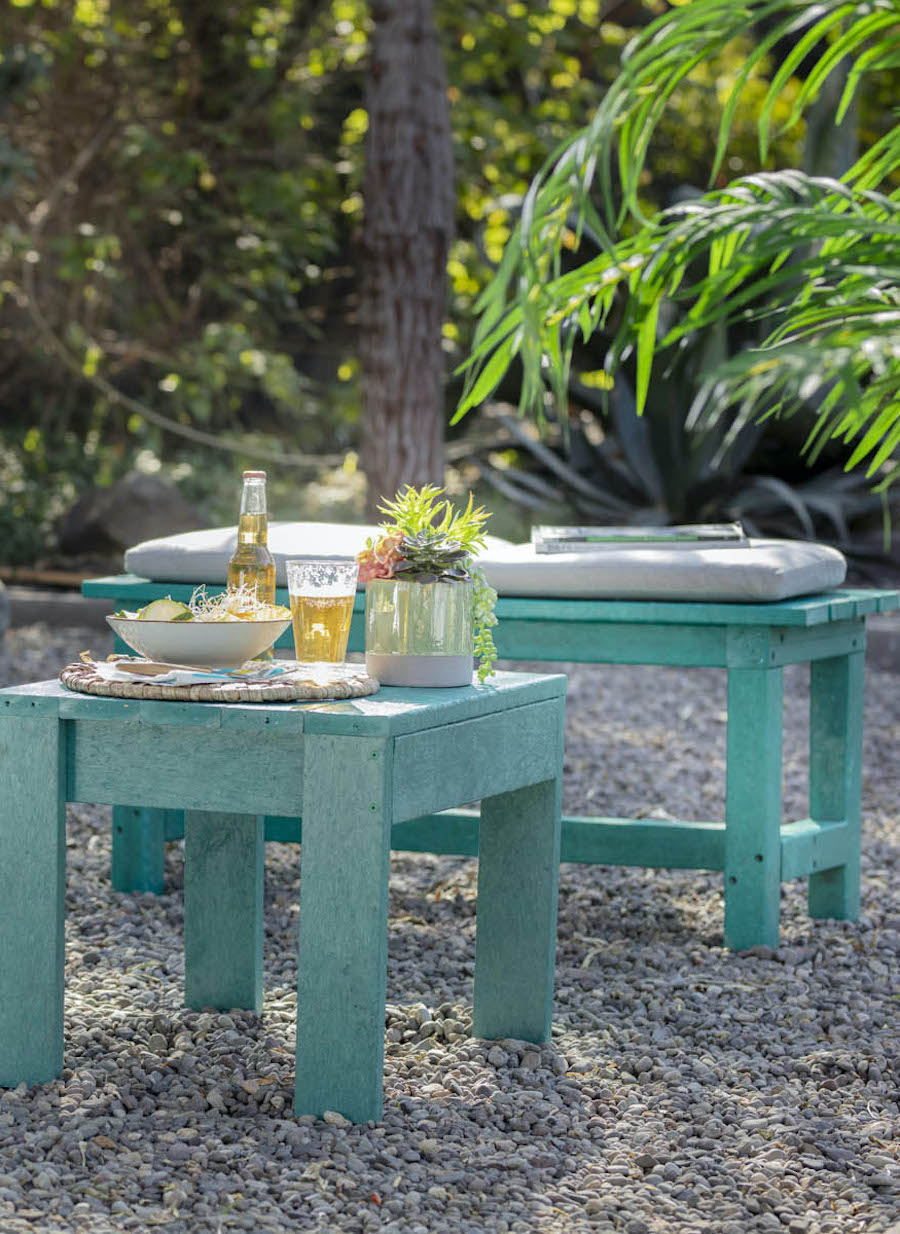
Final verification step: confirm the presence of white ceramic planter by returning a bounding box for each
[364,578,474,687]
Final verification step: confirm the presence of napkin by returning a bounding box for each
[91,660,296,686]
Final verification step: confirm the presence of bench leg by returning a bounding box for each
[0,712,66,1085]
[808,651,864,921]
[183,812,264,1011]
[111,805,175,893]
[473,774,562,1043]
[295,735,392,1123]
[724,666,783,951]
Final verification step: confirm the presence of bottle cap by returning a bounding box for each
[242,470,267,479]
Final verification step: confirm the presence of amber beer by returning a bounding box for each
[285,558,359,664]
[290,593,355,662]
[227,470,276,603]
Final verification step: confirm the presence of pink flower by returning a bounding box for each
[357,532,404,582]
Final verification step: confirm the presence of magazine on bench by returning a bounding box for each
[532,522,750,553]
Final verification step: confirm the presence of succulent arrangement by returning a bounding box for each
[357,484,498,681]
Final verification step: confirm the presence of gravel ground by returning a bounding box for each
[0,622,898,1234]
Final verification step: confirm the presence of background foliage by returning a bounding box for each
[456,0,900,547]
[0,0,877,566]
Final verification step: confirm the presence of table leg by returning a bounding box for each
[0,712,66,1085]
[294,735,392,1123]
[473,740,563,1042]
[183,812,264,1011]
[808,651,864,921]
[724,666,783,951]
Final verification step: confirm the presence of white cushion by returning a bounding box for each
[124,522,514,588]
[125,523,846,602]
[126,522,380,587]
[477,539,846,602]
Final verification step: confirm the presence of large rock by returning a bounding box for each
[56,471,208,557]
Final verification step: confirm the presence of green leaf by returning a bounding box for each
[634,297,660,418]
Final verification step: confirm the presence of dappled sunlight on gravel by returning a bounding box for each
[0,626,897,1233]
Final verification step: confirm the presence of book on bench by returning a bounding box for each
[531,522,750,554]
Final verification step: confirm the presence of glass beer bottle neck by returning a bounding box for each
[237,512,268,545]
[237,472,268,545]
[239,474,267,514]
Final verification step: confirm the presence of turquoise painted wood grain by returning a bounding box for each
[294,735,393,1123]
[164,810,185,841]
[391,813,727,868]
[299,672,566,737]
[111,805,167,893]
[131,811,303,845]
[390,810,479,854]
[109,807,851,878]
[807,651,864,920]
[0,712,66,1085]
[497,621,730,666]
[780,819,851,882]
[472,697,564,1044]
[766,621,864,666]
[232,811,852,879]
[724,621,865,669]
[262,816,302,844]
[67,721,305,816]
[20,674,565,736]
[561,816,726,868]
[391,699,564,823]
[184,812,265,1012]
[83,575,900,628]
[724,666,784,951]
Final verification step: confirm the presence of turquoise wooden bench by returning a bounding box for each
[83,575,900,950]
[0,672,565,1122]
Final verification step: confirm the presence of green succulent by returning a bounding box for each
[392,530,471,583]
[377,484,490,558]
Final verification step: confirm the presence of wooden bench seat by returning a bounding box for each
[83,574,900,950]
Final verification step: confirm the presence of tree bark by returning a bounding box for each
[359,0,454,518]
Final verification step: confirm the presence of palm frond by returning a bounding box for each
[456,0,900,487]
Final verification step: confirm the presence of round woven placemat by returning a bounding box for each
[60,659,379,703]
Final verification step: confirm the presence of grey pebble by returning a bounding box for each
[3,628,900,1234]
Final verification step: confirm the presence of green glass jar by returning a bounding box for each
[364,578,474,687]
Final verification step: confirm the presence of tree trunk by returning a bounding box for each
[359,0,454,518]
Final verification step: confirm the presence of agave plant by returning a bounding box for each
[480,367,886,543]
[455,0,900,503]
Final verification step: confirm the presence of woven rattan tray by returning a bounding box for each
[60,659,379,703]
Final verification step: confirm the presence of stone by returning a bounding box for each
[55,471,208,558]
[4,625,900,1234]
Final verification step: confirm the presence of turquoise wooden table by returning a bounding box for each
[0,671,565,1123]
[83,577,900,950]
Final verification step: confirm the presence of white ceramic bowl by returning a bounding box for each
[106,615,292,669]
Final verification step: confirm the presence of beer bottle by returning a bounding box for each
[227,470,276,608]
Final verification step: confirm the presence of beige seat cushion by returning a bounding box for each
[477,539,846,602]
[126,522,382,587]
[124,523,846,602]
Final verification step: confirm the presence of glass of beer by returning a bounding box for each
[286,558,359,663]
